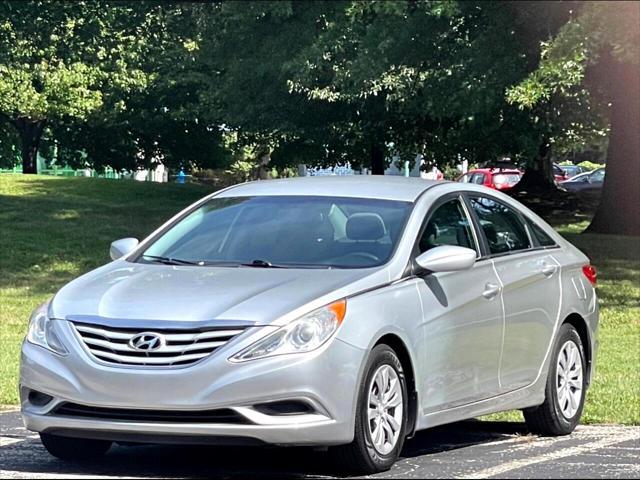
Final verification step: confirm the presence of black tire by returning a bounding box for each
[331,344,409,474]
[523,323,587,436]
[40,433,111,461]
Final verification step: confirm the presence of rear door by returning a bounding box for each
[467,195,561,392]
[414,195,504,412]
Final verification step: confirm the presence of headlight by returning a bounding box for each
[230,299,346,362]
[26,301,67,355]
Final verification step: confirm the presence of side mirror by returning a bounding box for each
[415,245,477,273]
[109,237,139,260]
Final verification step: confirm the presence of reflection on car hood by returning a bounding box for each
[50,261,387,325]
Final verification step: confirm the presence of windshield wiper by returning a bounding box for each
[239,260,336,269]
[142,255,202,266]
[241,259,285,268]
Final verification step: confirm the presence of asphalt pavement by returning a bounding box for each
[1,409,638,479]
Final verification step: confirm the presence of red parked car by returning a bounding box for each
[457,167,522,190]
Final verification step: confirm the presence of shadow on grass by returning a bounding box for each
[562,232,640,311]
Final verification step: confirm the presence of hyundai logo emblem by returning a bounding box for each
[129,332,165,352]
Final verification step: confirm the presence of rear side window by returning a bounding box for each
[469,196,531,255]
[419,199,476,253]
[526,219,557,247]
[590,169,605,183]
[471,173,485,185]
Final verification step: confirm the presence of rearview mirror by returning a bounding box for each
[109,237,139,260]
[415,245,476,273]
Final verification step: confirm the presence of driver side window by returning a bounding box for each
[419,199,477,254]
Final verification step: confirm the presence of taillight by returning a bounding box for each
[582,265,597,286]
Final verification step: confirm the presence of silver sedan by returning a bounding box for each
[20,176,598,474]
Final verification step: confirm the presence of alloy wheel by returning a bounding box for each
[367,364,404,455]
[556,340,583,419]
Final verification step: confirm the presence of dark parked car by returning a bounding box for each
[559,168,605,193]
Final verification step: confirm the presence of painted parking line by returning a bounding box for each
[458,426,640,479]
[0,437,25,447]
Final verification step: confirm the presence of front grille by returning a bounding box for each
[53,402,250,424]
[71,322,246,367]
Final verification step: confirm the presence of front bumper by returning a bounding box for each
[20,320,365,446]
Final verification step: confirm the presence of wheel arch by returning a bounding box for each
[373,333,419,438]
[562,313,593,387]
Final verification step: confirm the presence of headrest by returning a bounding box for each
[346,213,386,241]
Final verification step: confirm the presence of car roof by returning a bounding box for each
[467,168,521,174]
[216,175,442,202]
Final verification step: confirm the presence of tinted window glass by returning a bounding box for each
[139,196,412,269]
[471,173,485,185]
[419,199,476,253]
[590,168,605,183]
[469,197,531,254]
[527,219,557,247]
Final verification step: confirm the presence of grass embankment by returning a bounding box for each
[0,175,211,405]
[1,175,638,423]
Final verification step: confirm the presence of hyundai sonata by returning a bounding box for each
[20,176,598,473]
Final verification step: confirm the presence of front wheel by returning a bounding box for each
[331,344,408,474]
[523,323,587,436]
[40,433,111,461]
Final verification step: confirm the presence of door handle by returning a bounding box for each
[482,282,500,299]
[541,264,558,277]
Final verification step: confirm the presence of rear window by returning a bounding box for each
[492,173,521,187]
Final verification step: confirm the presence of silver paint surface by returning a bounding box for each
[20,177,598,446]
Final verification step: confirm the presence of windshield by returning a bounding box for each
[136,196,413,269]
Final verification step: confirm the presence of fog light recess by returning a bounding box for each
[253,400,315,416]
[28,390,53,407]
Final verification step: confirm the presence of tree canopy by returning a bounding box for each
[0,1,637,234]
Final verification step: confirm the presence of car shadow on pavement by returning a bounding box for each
[1,420,531,478]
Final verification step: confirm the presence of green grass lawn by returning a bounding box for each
[1,175,638,424]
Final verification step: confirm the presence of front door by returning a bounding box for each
[414,196,504,413]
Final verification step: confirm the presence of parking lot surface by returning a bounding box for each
[1,410,638,479]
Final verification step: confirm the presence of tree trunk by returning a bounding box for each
[370,143,385,175]
[586,57,640,236]
[513,139,556,191]
[255,150,271,180]
[14,118,45,174]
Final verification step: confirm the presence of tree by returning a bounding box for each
[191,1,352,173]
[0,1,159,173]
[191,1,540,174]
[286,1,549,173]
[0,120,20,168]
[508,1,640,235]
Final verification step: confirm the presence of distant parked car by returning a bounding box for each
[559,165,587,178]
[559,168,605,193]
[457,168,522,191]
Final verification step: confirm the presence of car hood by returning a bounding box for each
[50,261,389,326]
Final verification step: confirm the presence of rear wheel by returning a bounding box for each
[331,344,408,474]
[40,433,111,461]
[523,323,586,436]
